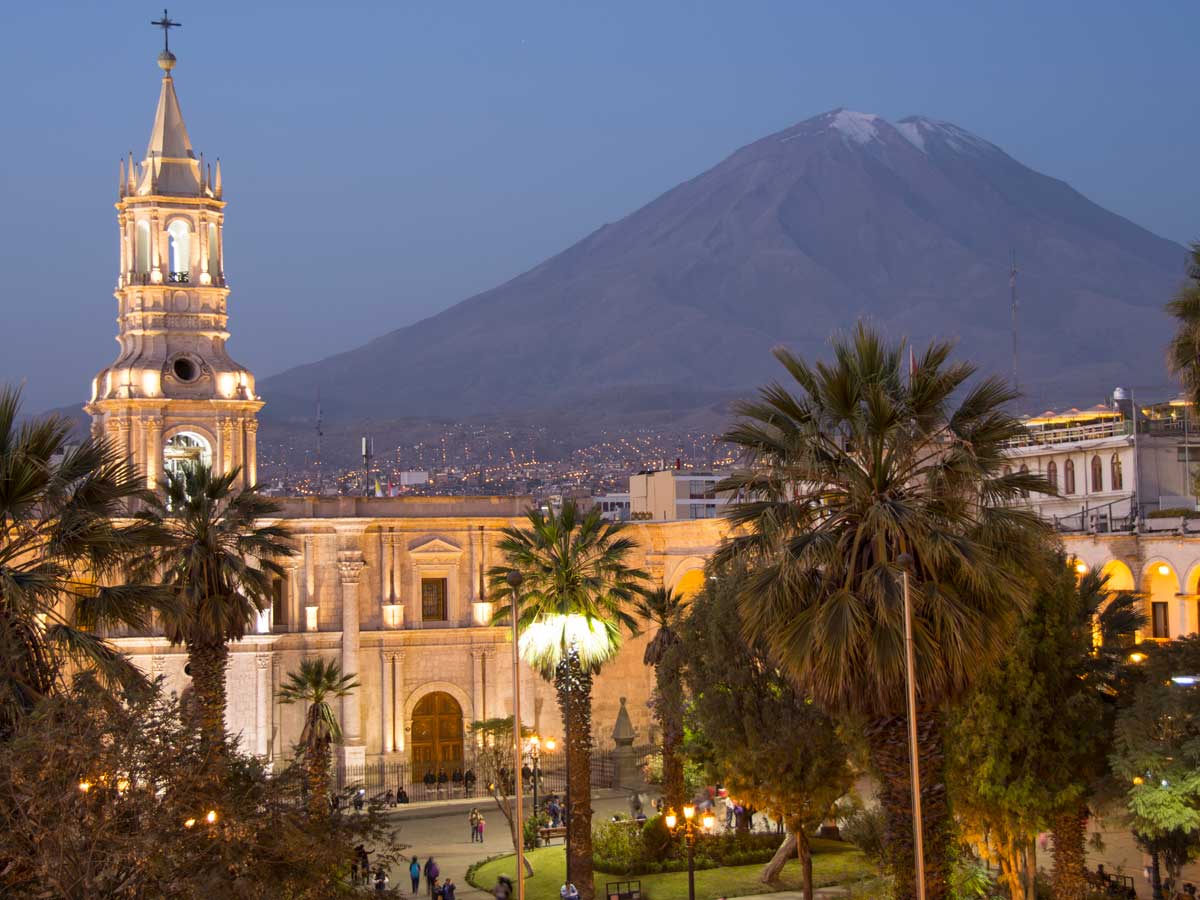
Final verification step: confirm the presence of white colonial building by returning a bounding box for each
[93,48,723,774]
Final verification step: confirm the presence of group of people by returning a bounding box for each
[468,807,487,842]
[349,845,391,892]
[543,794,567,828]
[421,767,478,798]
[409,856,457,899]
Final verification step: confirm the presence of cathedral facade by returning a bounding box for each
[94,48,723,770]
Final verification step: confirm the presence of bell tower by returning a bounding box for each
[87,34,261,489]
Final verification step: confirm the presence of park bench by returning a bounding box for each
[537,826,568,844]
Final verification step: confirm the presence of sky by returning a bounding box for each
[2,0,1198,412]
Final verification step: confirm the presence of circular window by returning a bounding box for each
[172,357,199,382]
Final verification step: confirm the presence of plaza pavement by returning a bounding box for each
[369,789,633,898]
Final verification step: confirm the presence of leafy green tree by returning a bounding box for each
[488,501,647,900]
[632,586,688,813]
[1167,243,1200,406]
[681,564,853,900]
[717,325,1051,900]
[0,676,396,898]
[0,385,166,739]
[1110,636,1200,899]
[948,558,1143,900]
[278,657,360,818]
[469,716,536,876]
[137,464,294,767]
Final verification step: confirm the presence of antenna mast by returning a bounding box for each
[314,388,323,495]
[1010,249,1019,391]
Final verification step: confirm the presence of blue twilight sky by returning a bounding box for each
[1,1,1197,411]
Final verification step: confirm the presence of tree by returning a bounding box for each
[278,657,360,818]
[681,564,852,900]
[0,385,166,739]
[137,464,294,767]
[947,558,1143,900]
[488,501,648,900]
[717,325,1051,900]
[1110,636,1200,899]
[1167,243,1200,407]
[0,676,396,898]
[469,716,536,876]
[632,586,688,813]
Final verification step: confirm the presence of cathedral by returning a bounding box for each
[91,43,723,772]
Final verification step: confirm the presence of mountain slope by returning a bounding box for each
[261,109,1185,424]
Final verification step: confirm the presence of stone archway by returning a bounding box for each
[410,691,464,780]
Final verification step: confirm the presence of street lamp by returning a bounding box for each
[506,569,527,900]
[664,805,715,900]
[896,553,926,900]
[527,734,556,819]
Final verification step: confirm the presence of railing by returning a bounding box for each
[1049,497,1137,534]
[332,758,570,804]
[1003,419,1131,449]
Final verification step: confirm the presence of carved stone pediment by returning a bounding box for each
[408,537,462,557]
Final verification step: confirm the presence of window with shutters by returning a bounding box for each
[421,578,448,621]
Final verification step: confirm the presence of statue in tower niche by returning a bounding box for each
[86,36,261,490]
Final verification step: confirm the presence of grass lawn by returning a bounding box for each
[469,839,874,900]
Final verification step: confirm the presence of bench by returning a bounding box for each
[538,826,568,845]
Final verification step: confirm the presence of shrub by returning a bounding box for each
[523,813,547,850]
[841,805,887,874]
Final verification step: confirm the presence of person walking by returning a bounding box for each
[409,857,421,894]
[443,877,458,900]
[425,857,440,895]
[469,807,481,843]
[477,815,486,842]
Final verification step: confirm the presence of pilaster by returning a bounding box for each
[337,545,366,763]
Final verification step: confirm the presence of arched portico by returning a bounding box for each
[665,556,708,598]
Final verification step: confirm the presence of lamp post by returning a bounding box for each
[528,735,555,820]
[897,553,926,900]
[506,569,526,900]
[665,805,716,900]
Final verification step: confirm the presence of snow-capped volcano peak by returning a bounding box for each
[896,115,999,156]
[827,109,884,145]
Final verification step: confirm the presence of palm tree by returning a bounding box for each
[1048,567,1144,900]
[717,325,1051,900]
[488,501,647,900]
[138,463,294,765]
[277,657,360,818]
[632,586,688,813]
[0,385,165,738]
[1167,242,1200,406]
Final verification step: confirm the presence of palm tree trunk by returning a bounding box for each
[557,653,595,900]
[657,664,685,813]
[187,640,228,768]
[864,709,952,900]
[1050,804,1089,900]
[306,740,332,819]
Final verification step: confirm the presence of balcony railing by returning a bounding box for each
[1002,419,1131,449]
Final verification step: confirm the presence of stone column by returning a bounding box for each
[255,653,271,758]
[394,651,407,755]
[471,648,486,722]
[150,212,162,281]
[198,211,209,283]
[244,419,258,486]
[219,418,234,475]
[381,650,395,754]
[144,416,163,489]
[338,551,366,765]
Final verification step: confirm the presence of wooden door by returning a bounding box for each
[410,692,464,779]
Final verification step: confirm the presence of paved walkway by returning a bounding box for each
[369,789,632,898]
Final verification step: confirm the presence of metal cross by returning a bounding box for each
[151,9,181,53]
